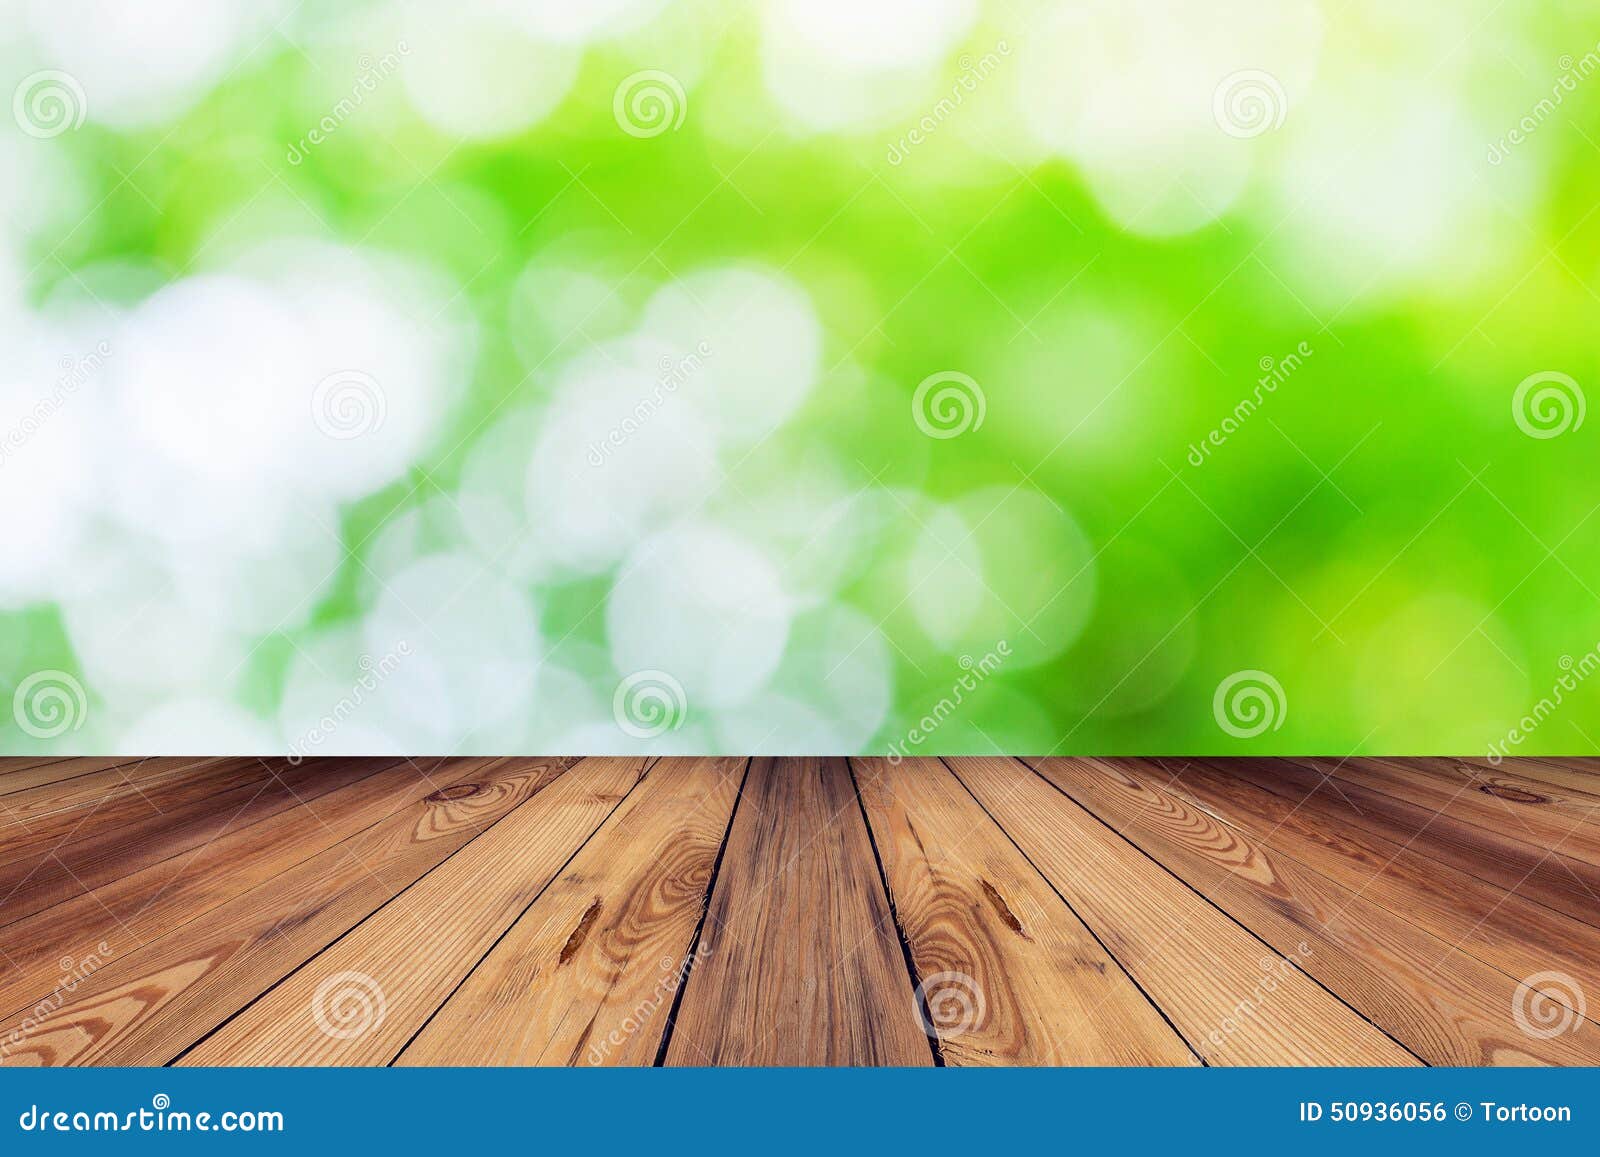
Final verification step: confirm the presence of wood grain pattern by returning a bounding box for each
[0,757,396,929]
[947,756,1415,1065]
[1207,756,1600,927]
[0,757,573,1066]
[0,757,467,1023]
[0,757,280,869]
[1,755,1595,1068]
[664,757,931,1066]
[0,759,131,796]
[180,757,648,1066]
[1031,757,1600,1065]
[1171,757,1600,1020]
[1293,755,1600,868]
[855,756,1196,1066]
[399,756,746,1066]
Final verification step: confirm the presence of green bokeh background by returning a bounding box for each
[3,0,1598,756]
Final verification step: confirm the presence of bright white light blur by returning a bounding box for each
[1269,87,1531,305]
[758,0,978,132]
[525,338,721,573]
[58,550,252,699]
[608,521,792,709]
[908,487,1096,668]
[361,551,542,749]
[1015,0,1323,235]
[400,0,579,139]
[906,504,987,648]
[640,265,822,445]
[501,0,670,45]
[0,322,104,604]
[766,0,977,72]
[118,696,278,754]
[23,0,281,128]
[714,602,891,751]
[104,241,471,553]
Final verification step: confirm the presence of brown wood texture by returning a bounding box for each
[0,757,282,869]
[1031,757,1600,1065]
[0,756,575,1066]
[663,756,932,1066]
[854,756,1196,1065]
[1172,757,1600,1020]
[180,756,648,1066]
[1,755,1595,1067]
[945,756,1416,1065]
[399,756,746,1066]
[0,756,397,929]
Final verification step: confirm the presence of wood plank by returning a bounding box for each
[1172,758,1600,1025]
[0,757,397,930]
[0,757,282,868]
[398,756,745,1066]
[1295,755,1600,868]
[1456,756,1600,798]
[0,759,127,796]
[1209,756,1600,928]
[1402,756,1600,824]
[0,757,577,1066]
[179,757,649,1067]
[0,757,469,1023]
[1032,757,1600,1065]
[663,756,930,1067]
[946,756,1415,1065]
[855,757,1197,1066]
